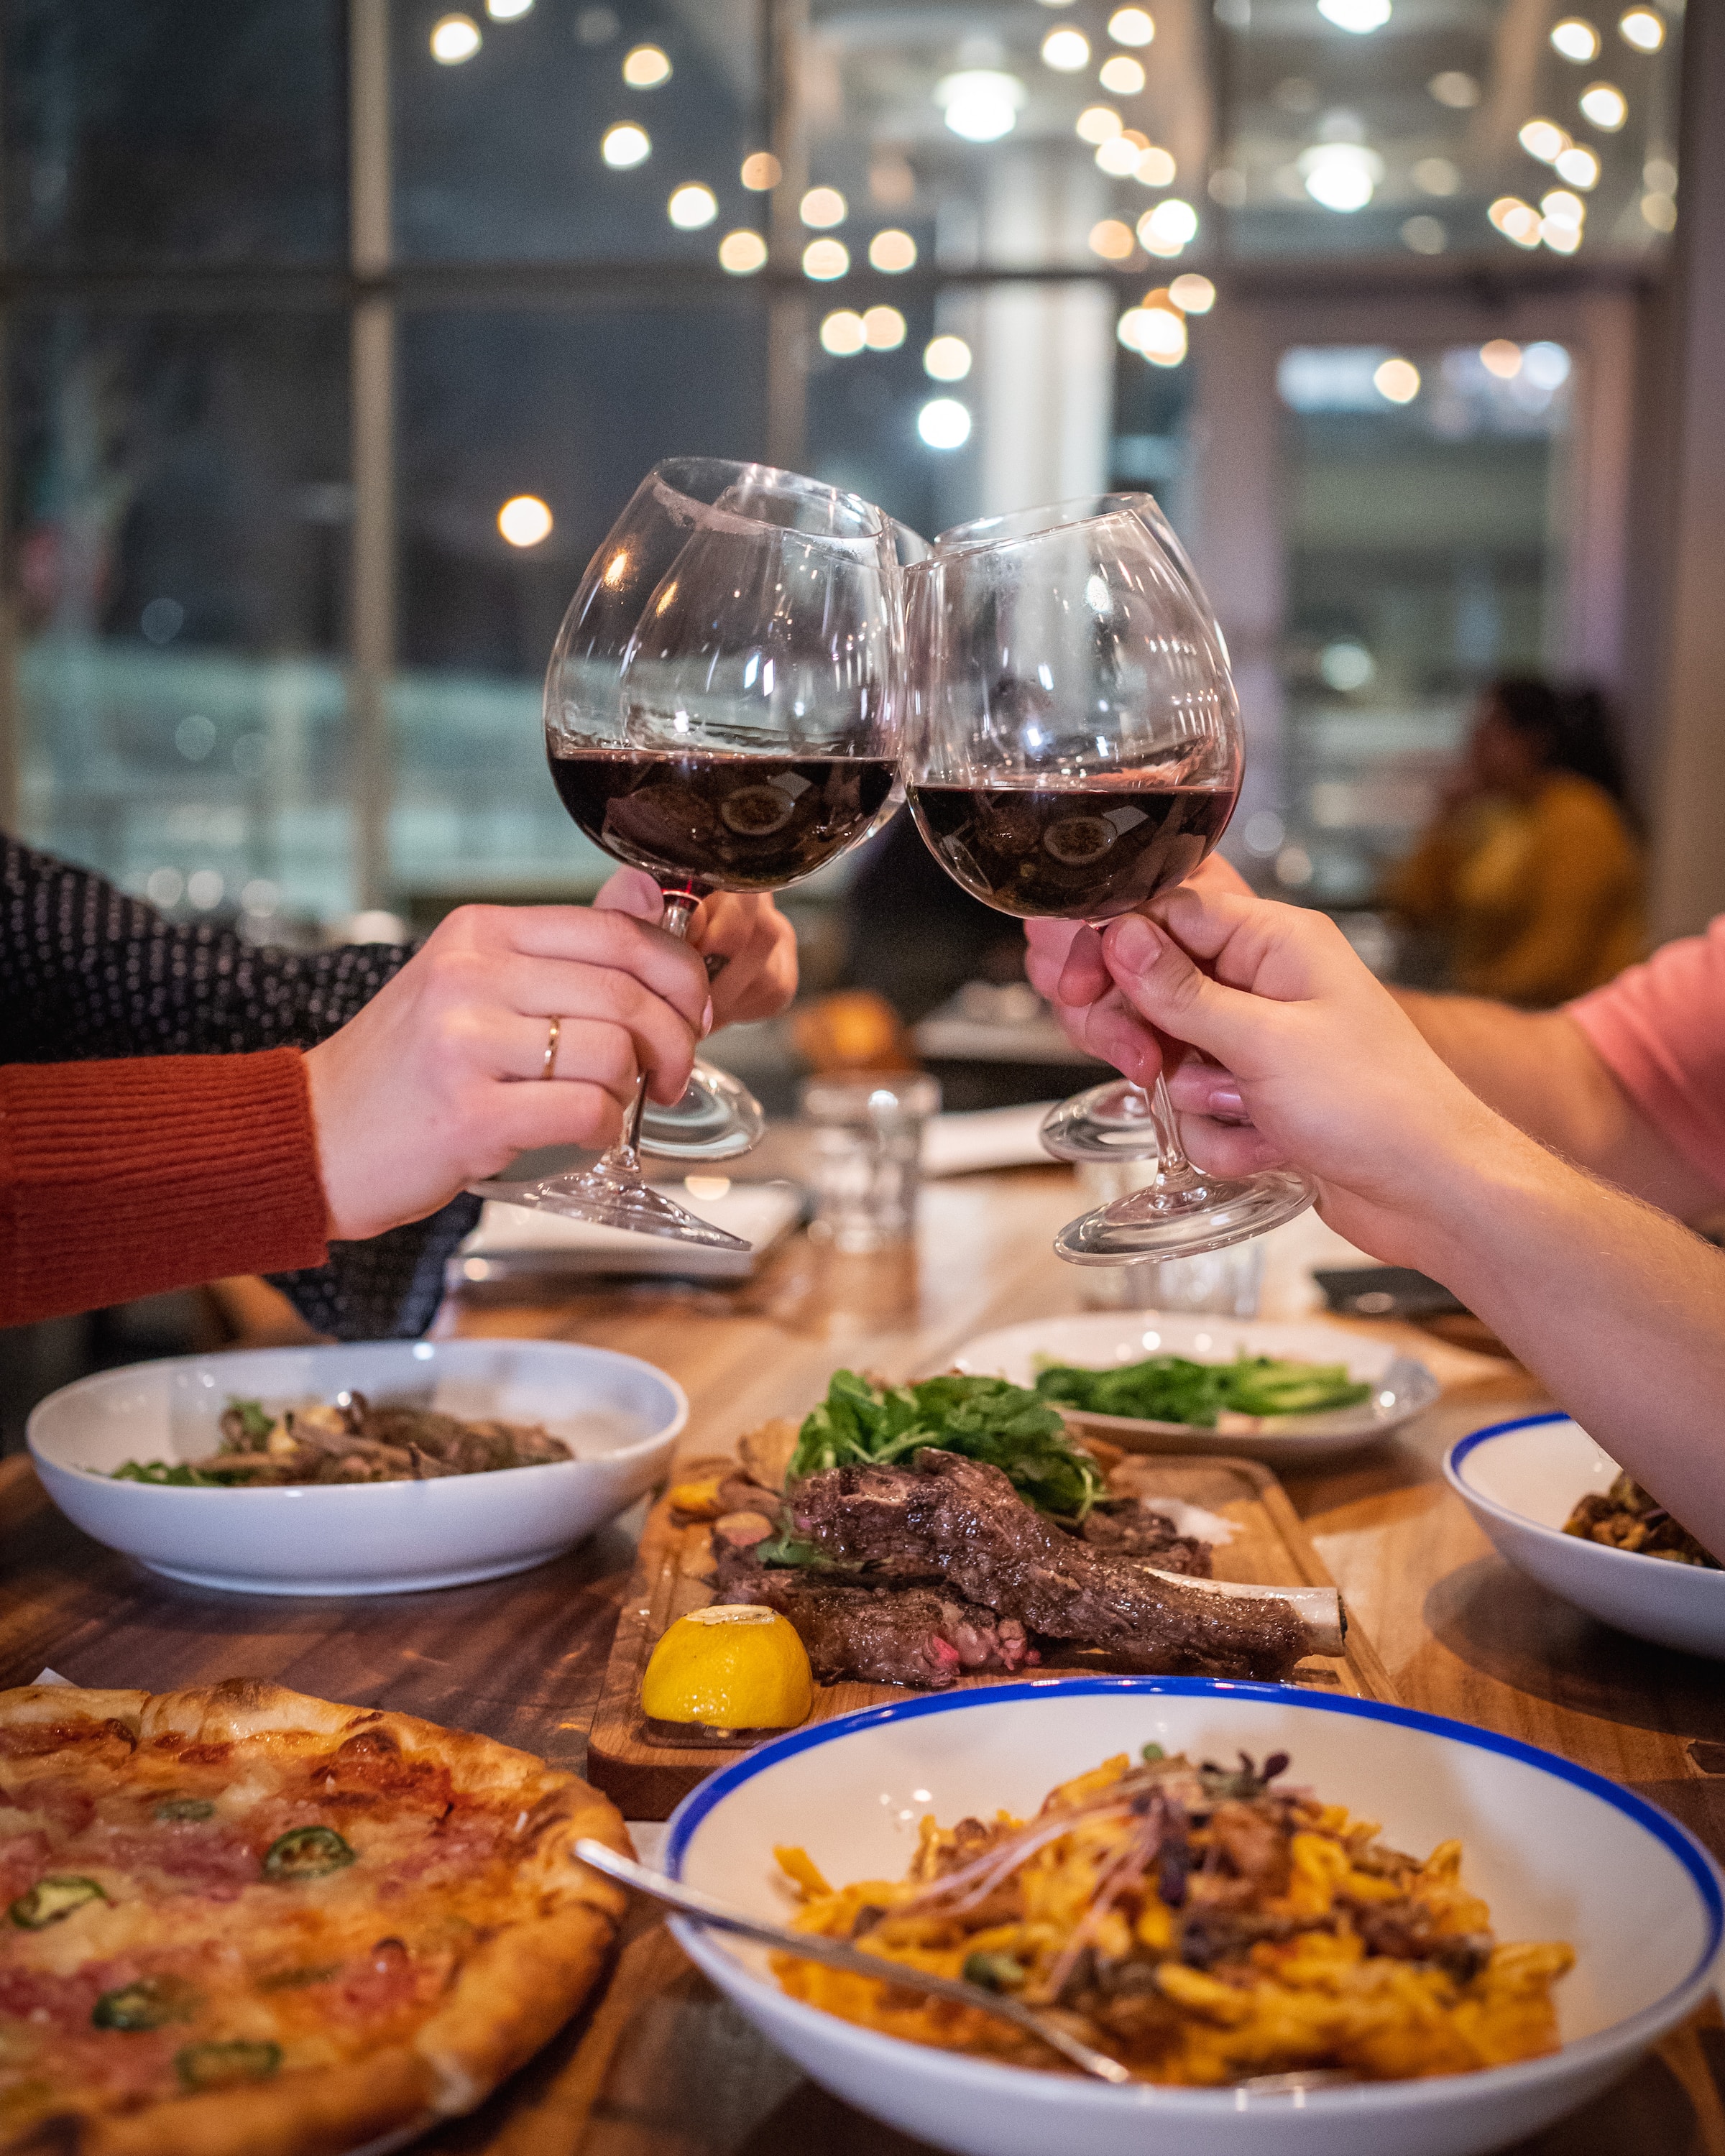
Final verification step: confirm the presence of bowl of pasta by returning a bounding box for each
[663,1679,1721,2156]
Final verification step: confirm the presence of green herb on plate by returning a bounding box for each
[1032,1353,1371,1428]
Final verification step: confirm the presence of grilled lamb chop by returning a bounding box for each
[1080,1500,1213,1573]
[790,1450,1330,1680]
[712,1543,1034,1686]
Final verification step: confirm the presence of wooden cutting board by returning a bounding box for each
[586,1453,1397,1818]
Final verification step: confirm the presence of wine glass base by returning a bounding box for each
[637,1061,766,1163]
[1039,1079,1162,1164]
[523,1170,753,1251]
[1054,1166,1315,1266]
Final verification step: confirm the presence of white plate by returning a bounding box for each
[952,1312,1439,1463]
[1445,1414,1725,1659]
[665,1680,1722,2156]
[27,1339,686,1596]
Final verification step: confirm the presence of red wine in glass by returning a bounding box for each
[551,750,897,895]
[906,778,1238,920]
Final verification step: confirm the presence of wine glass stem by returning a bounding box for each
[593,885,700,1179]
[1148,1073,1197,1185]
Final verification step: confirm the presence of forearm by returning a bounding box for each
[1403,1131,1725,1559]
[1392,990,1717,1218]
[0,1052,329,1325]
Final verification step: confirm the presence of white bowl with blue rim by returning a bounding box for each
[27,1338,686,1595]
[662,1677,1721,2156]
[1445,1411,1725,1660]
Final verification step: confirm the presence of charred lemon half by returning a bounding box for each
[641,1605,812,1730]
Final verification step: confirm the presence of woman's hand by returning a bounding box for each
[303,903,709,1240]
[1092,887,1505,1267]
[594,869,798,1027]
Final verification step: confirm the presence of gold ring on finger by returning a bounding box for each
[541,1015,562,1079]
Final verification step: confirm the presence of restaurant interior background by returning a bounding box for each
[1,0,1722,1425]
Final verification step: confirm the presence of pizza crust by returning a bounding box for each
[0,1680,632,2156]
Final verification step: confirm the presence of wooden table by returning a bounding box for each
[4,1166,1723,2153]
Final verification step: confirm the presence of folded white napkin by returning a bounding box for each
[920,1103,1058,1179]
[457,1180,805,1280]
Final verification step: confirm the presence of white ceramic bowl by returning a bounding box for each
[952,1312,1439,1464]
[1446,1413,1725,1659]
[27,1338,686,1595]
[664,1679,1721,2156]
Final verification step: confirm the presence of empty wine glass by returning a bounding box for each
[904,499,1314,1265]
[533,458,902,1248]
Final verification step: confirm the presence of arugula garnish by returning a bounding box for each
[786,1369,1105,1521]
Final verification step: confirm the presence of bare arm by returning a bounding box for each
[1392,991,1721,1220]
[1096,896,1725,1560]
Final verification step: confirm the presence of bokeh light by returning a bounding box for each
[668,184,717,229]
[718,229,768,273]
[431,14,482,62]
[868,229,917,272]
[1373,356,1420,403]
[918,398,972,449]
[802,238,850,280]
[498,495,553,546]
[601,123,651,168]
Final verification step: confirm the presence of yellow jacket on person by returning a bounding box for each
[1384,772,1644,1007]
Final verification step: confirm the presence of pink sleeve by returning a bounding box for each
[1566,918,1725,1193]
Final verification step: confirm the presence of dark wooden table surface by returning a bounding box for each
[4,1166,1723,2153]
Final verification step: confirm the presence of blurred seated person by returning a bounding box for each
[1,841,795,1331]
[1381,676,1643,1005]
[1040,883,1725,1558]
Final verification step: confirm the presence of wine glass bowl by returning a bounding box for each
[904,508,1239,923]
[905,499,1314,1265]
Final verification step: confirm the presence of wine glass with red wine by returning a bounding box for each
[537,457,901,1248]
[904,501,1314,1264]
[933,490,1229,1168]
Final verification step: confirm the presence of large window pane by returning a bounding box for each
[392,0,763,264]
[392,301,769,904]
[1210,0,1682,267]
[807,0,1208,281]
[12,311,355,923]
[4,0,345,264]
[1274,341,1573,905]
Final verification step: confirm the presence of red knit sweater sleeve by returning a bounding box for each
[0,1050,330,1327]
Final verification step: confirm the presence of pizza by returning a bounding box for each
[0,1680,630,2155]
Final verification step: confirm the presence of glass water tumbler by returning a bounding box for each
[799,1072,942,1253]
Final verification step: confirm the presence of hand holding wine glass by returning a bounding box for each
[903,498,1313,1265]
